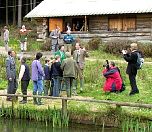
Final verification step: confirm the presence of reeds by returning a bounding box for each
[0,101,69,128]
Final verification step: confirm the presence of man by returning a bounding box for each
[122,43,140,95]
[31,52,45,105]
[6,50,17,101]
[73,43,89,94]
[61,52,78,97]
[50,26,61,54]
[19,25,28,52]
[63,30,74,54]
[3,26,9,51]
[102,61,122,92]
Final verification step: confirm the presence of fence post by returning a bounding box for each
[62,99,67,119]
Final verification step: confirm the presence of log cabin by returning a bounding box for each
[25,0,152,42]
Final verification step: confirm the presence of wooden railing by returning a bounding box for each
[0,94,152,118]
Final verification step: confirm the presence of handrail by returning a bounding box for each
[0,94,152,109]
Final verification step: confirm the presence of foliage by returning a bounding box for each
[87,36,102,50]
[40,38,51,51]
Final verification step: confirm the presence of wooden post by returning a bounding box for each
[84,15,87,31]
[62,99,67,119]
[18,0,22,27]
[6,0,8,25]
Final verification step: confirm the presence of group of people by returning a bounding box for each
[3,25,28,52]
[102,43,141,96]
[6,42,88,105]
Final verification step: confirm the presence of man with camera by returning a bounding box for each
[122,43,140,95]
[102,61,123,92]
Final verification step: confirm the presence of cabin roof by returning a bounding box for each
[25,0,152,18]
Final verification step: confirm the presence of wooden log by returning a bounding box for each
[0,94,152,109]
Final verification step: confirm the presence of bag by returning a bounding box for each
[136,52,144,70]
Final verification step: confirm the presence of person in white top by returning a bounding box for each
[18,57,30,104]
[3,26,9,51]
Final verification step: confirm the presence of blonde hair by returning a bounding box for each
[130,43,138,50]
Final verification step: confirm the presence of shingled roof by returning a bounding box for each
[25,0,152,18]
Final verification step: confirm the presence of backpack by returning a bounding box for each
[136,52,144,70]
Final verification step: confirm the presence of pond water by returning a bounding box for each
[0,119,120,132]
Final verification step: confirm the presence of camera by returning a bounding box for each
[103,60,110,70]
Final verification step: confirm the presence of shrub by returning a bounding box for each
[103,39,134,55]
[87,36,102,50]
[138,43,152,57]
[40,38,51,51]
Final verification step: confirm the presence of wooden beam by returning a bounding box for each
[84,15,87,31]
[0,94,152,109]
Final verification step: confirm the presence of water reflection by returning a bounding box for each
[0,119,120,132]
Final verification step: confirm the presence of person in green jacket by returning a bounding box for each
[61,52,78,97]
[54,45,66,63]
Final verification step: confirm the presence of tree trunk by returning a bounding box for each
[13,0,16,25]
[30,0,33,10]
[18,0,22,27]
[6,0,8,25]
[25,0,29,14]
[33,0,36,8]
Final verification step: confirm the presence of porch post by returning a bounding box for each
[151,18,152,40]
[84,15,87,31]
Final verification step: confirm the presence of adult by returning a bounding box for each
[102,61,122,92]
[6,50,17,101]
[54,45,66,63]
[122,43,140,95]
[3,26,9,51]
[50,26,61,53]
[51,55,63,97]
[61,52,78,97]
[31,52,45,105]
[73,43,89,94]
[19,25,28,52]
[18,57,30,104]
[63,30,74,54]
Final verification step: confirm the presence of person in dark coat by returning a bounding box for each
[6,50,17,101]
[51,55,63,97]
[102,61,122,92]
[18,57,30,104]
[122,43,140,95]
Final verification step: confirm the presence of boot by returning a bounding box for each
[33,92,38,105]
[37,93,44,105]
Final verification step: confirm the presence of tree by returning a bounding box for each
[18,0,22,27]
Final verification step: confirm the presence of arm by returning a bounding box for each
[123,53,137,63]
[18,65,25,81]
[36,61,45,77]
[61,60,65,70]
[6,59,11,80]
[103,68,117,78]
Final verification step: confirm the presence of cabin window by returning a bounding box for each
[108,17,136,31]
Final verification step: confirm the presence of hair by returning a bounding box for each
[110,61,115,67]
[8,49,14,55]
[55,55,60,60]
[4,26,8,29]
[21,57,26,63]
[58,45,64,50]
[65,52,71,58]
[36,52,43,60]
[130,43,138,50]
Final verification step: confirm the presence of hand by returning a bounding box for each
[9,78,12,81]
[122,50,127,54]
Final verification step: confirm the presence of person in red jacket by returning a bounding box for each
[102,61,122,92]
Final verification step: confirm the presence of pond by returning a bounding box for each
[0,119,120,132]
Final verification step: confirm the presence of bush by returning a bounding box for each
[87,36,102,50]
[40,38,51,51]
[103,39,152,57]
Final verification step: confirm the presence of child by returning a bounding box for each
[51,55,63,97]
[18,57,30,104]
[44,58,52,96]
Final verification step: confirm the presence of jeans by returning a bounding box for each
[33,80,43,94]
[52,76,61,97]
[44,80,51,96]
[129,74,139,92]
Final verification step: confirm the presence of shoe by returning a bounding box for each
[19,100,27,104]
[129,90,139,96]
